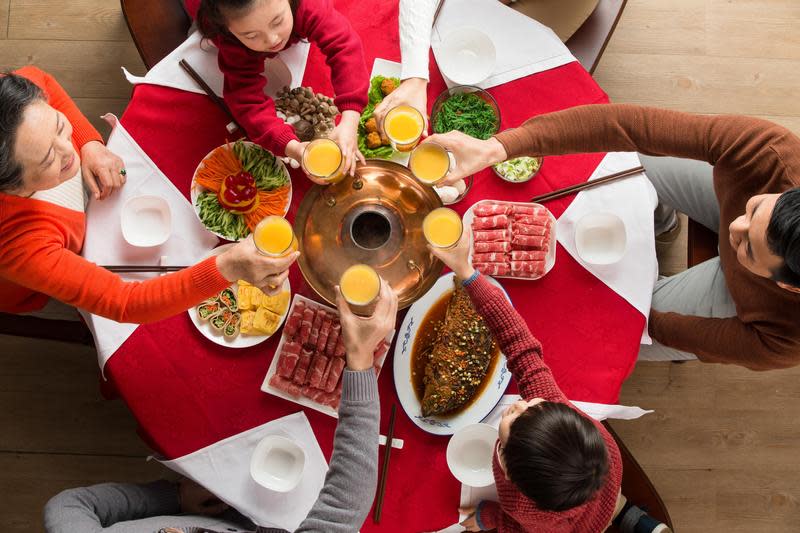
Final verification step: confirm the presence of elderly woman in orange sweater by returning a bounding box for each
[0,66,295,323]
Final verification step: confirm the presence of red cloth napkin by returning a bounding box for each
[109,1,642,531]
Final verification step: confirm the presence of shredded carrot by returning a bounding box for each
[244,185,291,230]
[195,143,243,194]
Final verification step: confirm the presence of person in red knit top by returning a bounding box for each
[429,234,623,532]
[0,67,297,323]
[187,0,369,178]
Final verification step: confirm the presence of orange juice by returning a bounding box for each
[254,216,297,256]
[423,208,463,249]
[384,105,424,152]
[340,264,381,312]
[410,143,450,185]
[303,139,344,183]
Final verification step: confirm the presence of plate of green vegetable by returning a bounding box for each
[357,75,402,159]
[430,85,501,140]
[493,156,543,183]
[191,140,292,242]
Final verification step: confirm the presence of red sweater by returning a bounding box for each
[185,0,368,156]
[0,67,231,322]
[464,275,622,533]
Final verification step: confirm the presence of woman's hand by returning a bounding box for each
[80,141,126,200]
[216,235,299,295]
[421,131,507,184]
[178,478,228,516]
[428,230,474,281]
[328,110,365,177]
[373,78,429,134]
[336,279,398,371]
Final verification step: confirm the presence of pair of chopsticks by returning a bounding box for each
[530,166,645,204]
[103,265,187,273]
[178,59,244,136]
[373,404,397,523]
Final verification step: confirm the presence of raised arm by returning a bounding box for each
[495,104,791,183]
[43,481,180,533]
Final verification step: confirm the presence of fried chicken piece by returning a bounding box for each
[380,78,397,96]
[365,117,379,134]
[366,132,383,149]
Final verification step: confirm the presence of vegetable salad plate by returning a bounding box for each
[191,141,292,242]
[189,244,291,348]
[394,272,512,435]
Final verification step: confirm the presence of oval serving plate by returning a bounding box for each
[190,141,292,242]
[188,244,291,348]
[393,272,512,436]
[463,199,557,281]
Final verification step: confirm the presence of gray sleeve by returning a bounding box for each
[293,368,380,533]
[43,480,180,533]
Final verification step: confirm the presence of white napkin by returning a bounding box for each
[78,115,218,370]
[122,30,310,100]
[556,152,659,344]
[159,412,328,531]
[434,394,653,531]
[431,0,576,90]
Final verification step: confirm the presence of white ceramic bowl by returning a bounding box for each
[250,435,306,492]
[446,423,498,487]
[120,195,171,247]
[575,212,628,265]
[438,27,497,86]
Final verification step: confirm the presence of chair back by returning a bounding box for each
[121,0,192,70]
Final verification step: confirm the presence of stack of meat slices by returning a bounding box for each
[471,202,553,279]
[268,298,390,412]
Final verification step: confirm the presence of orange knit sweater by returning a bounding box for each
[0,66,230,323]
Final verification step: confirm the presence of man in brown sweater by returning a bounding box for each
[424,104,800,370]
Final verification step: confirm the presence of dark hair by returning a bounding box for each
[503,402,609,511]
[197,0,300,40]
[766,188,800,287]
[0,73,45,193]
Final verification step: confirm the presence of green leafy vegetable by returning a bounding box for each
[232,140,288,190]
[493,157,541,182]
[432,92,498,140]
[358,76,402,159]
[196,191,249,240]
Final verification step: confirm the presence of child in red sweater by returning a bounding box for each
[429,234,623,532]
[187,0,368,179]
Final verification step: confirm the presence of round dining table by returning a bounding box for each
[107,1,645,531]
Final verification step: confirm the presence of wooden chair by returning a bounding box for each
[0,312,94,345]
[688,219,718,268]
[566,0,628,74]
[121,0,191,70]
[604,422,673,531]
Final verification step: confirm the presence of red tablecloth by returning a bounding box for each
[108,2,642,531]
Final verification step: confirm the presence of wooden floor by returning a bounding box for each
[1,0,799,531]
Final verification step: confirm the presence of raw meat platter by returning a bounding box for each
[463,200,557,280]
[261,294,394,418]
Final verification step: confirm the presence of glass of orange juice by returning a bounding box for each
[409,142,451,185]
[253,216,298,257]
[383,105,425,152]
[423,207,463,249]
[302,139,345,184]
[340,263,381,315]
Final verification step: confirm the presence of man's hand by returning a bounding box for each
[420,131,507,184]
[336,279,398,371]
[80,141,126,200]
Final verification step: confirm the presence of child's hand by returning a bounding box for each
[459,506,482,531]
[428,230,474,281]
[329,110,365,177]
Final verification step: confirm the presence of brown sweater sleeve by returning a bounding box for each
[494,104,790,181]
[649,310,800,370]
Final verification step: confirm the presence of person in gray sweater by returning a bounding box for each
[43,280,399,533]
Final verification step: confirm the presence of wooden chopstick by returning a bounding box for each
[373,403,397,523]
[432,0,446,28]
[530,166,645,204]
[103,266,188,273]
[178,58,243,133]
